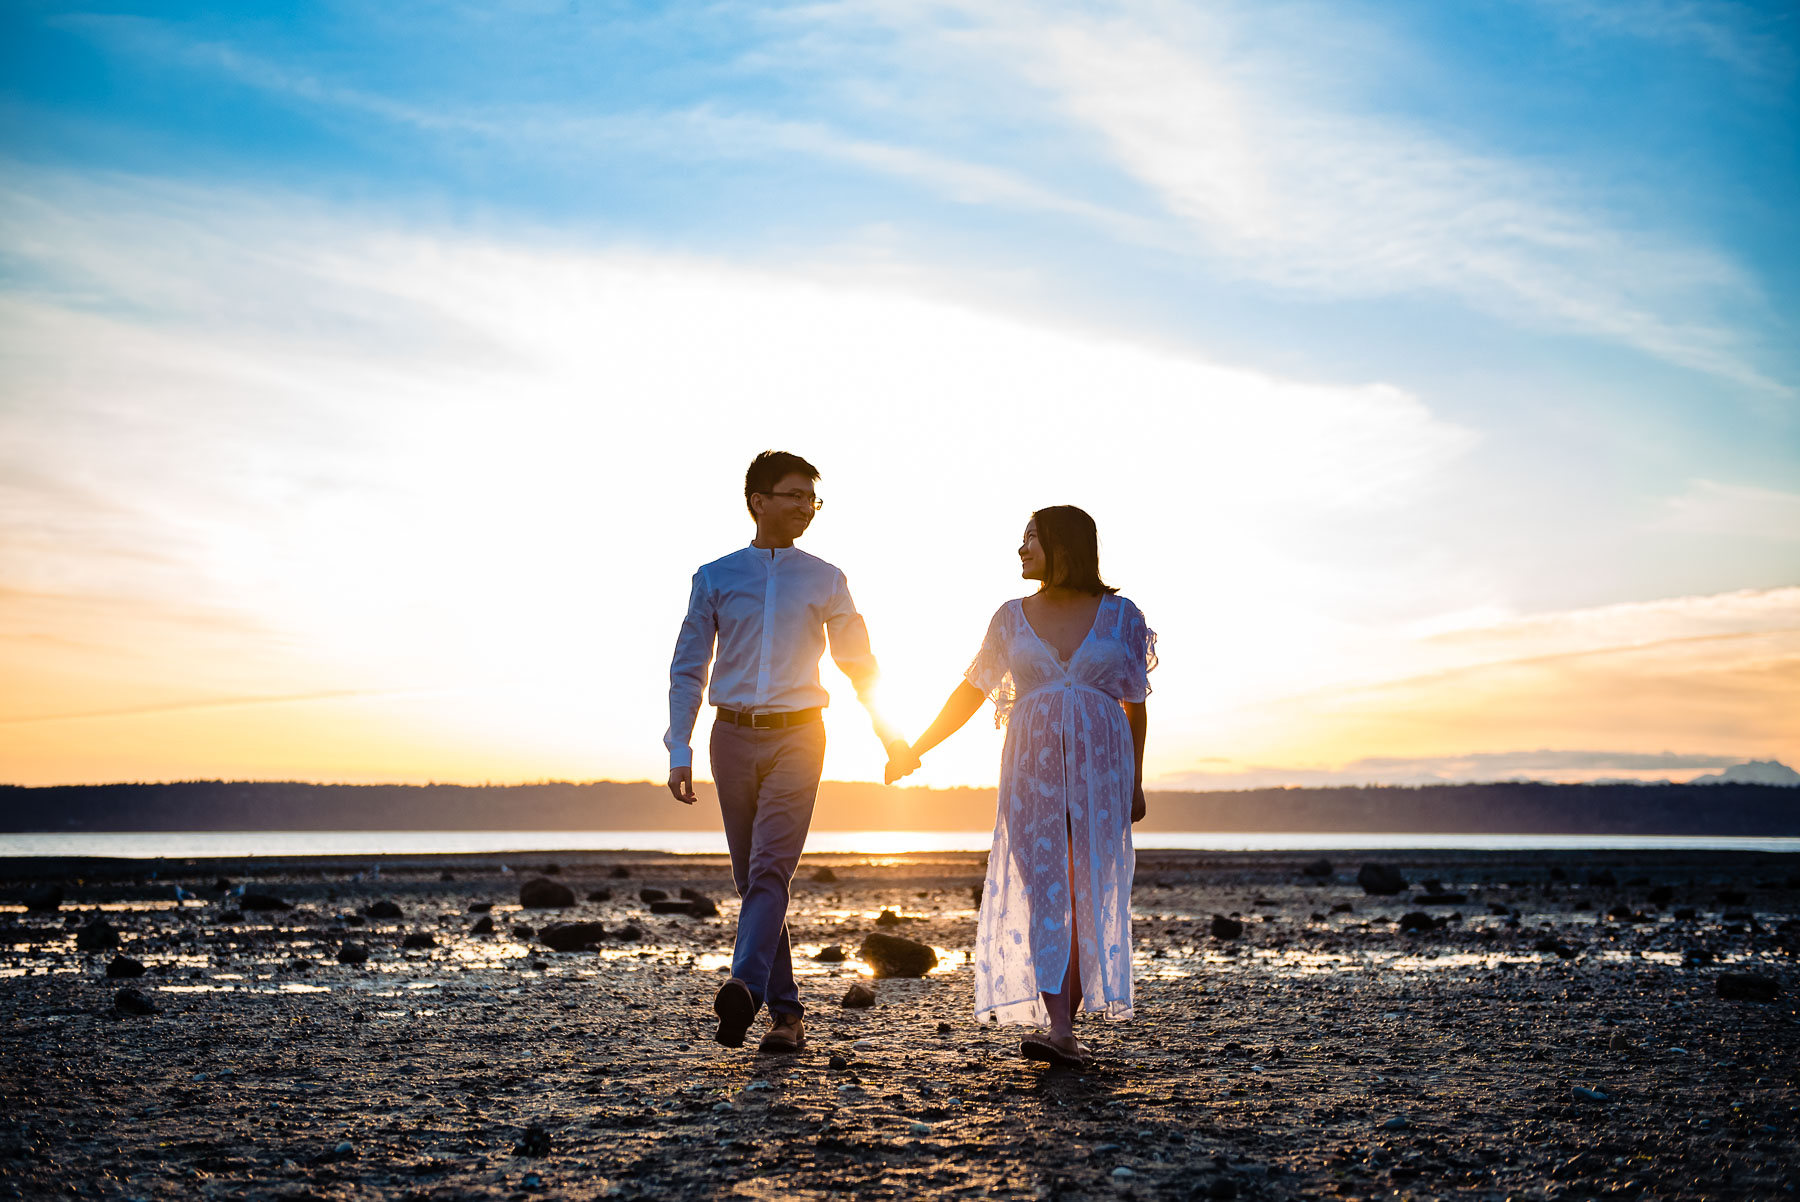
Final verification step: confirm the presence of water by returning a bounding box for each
[2,829,1797,860]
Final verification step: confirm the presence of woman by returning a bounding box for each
[886,505,1155,1065]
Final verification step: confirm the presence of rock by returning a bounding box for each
[106,954,146,978]
[541,863,562,875]
[875,909,903,926]
[342,914,366,926]
[1534,937,1578,959]
[909,1121,933,1135]
[240,892,292,911]
[828,1054,849,1069]
[469,901,494,912]
[813,945,847,962]
[841,982,877,1008]
[211,878,234,892]
[1587,870,1617,888]
[538,921,608,952]
[1717,889,1748,906]
[23,885,63,911]
[1398,912,1436,933]
[1413,892,1467,905]
[611,923,643,942]
[585,889,613,902]
[332,1140,356,1160]
[75,919,121,951]
[471,915,495,935]
[1329,902,1354,914]
[1717,971,1780,1002]
[1608,1032,1632,1051]
[639,887,668,903]
[1111,1167,1135,1180]
[365,900,403,919]
[1380,1115,1409,1130]
[401,932,436,949]
[511,923,535,940]
[1357,864,1408,896]
[936,1021,952,1034]
[1210,915,1244,939]
[113,986,157,1015]
[609,865,631,879]
[650,898,718,917]
[1682,947,1715,967]
[519,878,575,908]
[811,866,838,883]
[1648,885,1674,907]
[337,942,369,964]
[1572,1085,1610,1103]
[514,1125,552,1157]
[858,933,937,978]
[1299,858,1332,878]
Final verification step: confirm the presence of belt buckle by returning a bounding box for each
[750,711,776,729]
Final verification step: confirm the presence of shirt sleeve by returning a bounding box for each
[664,569,716,770]
[1120,598,1159,704]
[824,571,900,747]
[964,604,1016,728]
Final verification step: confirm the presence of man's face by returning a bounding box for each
[755,472,818,542]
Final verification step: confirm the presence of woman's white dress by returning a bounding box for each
[964,593,1157,1026]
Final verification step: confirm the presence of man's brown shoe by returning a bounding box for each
[714,978,755,1048]
[758,1011,805,1054]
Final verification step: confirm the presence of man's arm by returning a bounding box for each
[665,570,715,804]
[1124,700,1148,822]
[823,571,903,753]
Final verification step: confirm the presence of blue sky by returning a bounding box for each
[1,1,1795,787]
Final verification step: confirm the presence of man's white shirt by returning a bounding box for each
[665,543,895,770]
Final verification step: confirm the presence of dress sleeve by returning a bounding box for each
[964,604,1016,728]
[1119,597,1158,704]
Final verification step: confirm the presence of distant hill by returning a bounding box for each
[2,779,1797,836]
[1688,760,1800,786]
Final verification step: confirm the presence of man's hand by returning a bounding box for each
[884,740,922,785]
[668,766,697,805]
[1131,780,1146,823]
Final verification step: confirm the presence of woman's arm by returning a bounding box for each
[1123,700,1148,822]
[885,682,986,783]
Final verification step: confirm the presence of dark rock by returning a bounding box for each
[1357,864,1408,896]
[439,870,455,882]
[511,923,535,940]
[23,885,63,911]
[841,982,877,1008]
[1488,902,1513,916]
[650,898,716,917]
[1534,937,1578,959]
[219,910,243,923]
[519,878,575,908]
[539,921,608,951]
[1673,907,1697,921]
[211,878,234,892]
[811,866,839,883]
[113,986,157,1016]
[1682,947,1714,967]
[829,1053,850,1069]
[1414,892,1467,905]
[240,892,292,911]
[469,902,494,912]
[639,887,668,903]
[678,886,706,901]
[1717,972,1780,1002]
[1648,885,1674,907]
[1398,911,1436,933]
[1299,858,1332,878]
[365,900,403,919]
[1587,870,1617,888]
[686,895,719,917]
[611,923,643,942]
[875,909,903,926]
[401,932,436,949]
[609,865,631,879]
[813,945,847,962]
[1329,902,1354,914]
[1210,915,1245,939]
[514,1125,552,1157]
[106,954,146,978]
[936,1021,952,1034]
[1718,889,1748,906]
[342,914,366,926]
[337,942,369,964]
[541,863,562,875]
[75,918,121,951]
[858,933,938,978]
[585,889,613,902]
[471,916,495,935]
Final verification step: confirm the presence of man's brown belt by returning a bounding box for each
[716,706,823,729]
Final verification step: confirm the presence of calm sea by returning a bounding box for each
[2,830,1797,859]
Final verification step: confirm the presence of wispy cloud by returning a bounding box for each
[1656,479,1800,541]
[1526,0,1796,79]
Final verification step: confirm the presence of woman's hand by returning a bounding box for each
[884,740,923,785]
[1131,780,1146,823]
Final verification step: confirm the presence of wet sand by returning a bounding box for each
[1,848,1796,1200]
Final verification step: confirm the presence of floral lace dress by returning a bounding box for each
[964,593,1157,1026]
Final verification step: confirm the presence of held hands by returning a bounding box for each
[884,739,923,785]
[667,766,698,806]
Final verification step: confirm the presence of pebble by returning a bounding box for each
[401,932,436,949]
[470,915,495,935]
[811,866,838,883]
[364,900,403,919]
[1357,863,1408,895]
[519,878,575,908]
[1381,1115,1409,1129]
[852,1039,875,1051]
[337,942,369,965]
[239,892,291,911]
[841,982,877,1008]
[105,954,146,979]
[909,1121,933,1135]
[813,945,847,962]
[712,1101,735,1112]
[1111,1166,1135,1180]
[859,932,937,977]
[828,1054,849,1069]
[1573,1085,1610,1103]
[75,919,121,951]
[333,1141,354,1158]
[744,1080,772,1091]
[1210,915,1244,940]
[113,986,157,1016]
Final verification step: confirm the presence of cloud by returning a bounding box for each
[1526,0,1795,79]
[1656,479,1800,541]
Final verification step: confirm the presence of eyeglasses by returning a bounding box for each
[763,490,824,511]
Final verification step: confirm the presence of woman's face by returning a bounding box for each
[1019,520,1045,581]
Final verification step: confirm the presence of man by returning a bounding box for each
[666,450,902,1054]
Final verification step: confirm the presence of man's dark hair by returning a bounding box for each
[745,450,821,518]
[1032,505,1117,596]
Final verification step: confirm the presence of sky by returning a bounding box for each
[1,0,1796,791]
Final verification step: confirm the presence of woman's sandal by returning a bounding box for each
[1021,1035,1091,1068]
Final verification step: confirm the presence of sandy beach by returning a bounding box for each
[1,848,1795,1201]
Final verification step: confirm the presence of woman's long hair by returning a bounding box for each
[1033,505,1117,596]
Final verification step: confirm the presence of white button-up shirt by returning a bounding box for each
[664,543,895,770]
